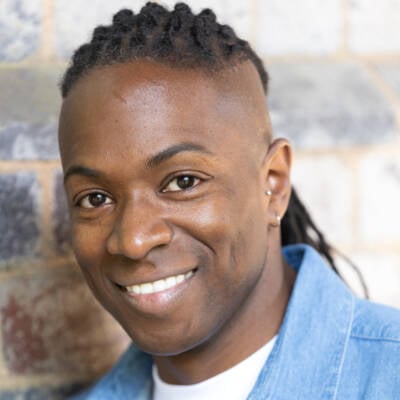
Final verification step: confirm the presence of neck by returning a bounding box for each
[153,235,296,385]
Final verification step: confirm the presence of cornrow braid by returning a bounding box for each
[60,1,367,296]
[61,2,267,97]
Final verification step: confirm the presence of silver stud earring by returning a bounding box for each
[265,189,272,196]
[275,213,281,226]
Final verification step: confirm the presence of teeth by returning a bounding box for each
[153,279,166,292]
[165,276,177,288]
[185,270,194,279]
[140,283,153,294]
[126,271,194,295]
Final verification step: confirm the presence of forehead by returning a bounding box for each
[59,60,269,168]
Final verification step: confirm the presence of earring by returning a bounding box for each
[265,189,272,196]
[270,212,281,227]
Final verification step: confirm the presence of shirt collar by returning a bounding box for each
[248,244,355,400]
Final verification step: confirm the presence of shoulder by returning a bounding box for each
[351,297,400,342]
[68,344,153,400]
[337,299,400,398]
[344,298,400,374]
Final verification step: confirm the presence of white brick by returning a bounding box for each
[358,153,400,243]
[160,0,252,41]
[55,0,144,59]
[348,0,400,53]
[291,155,354,247]
[256,0,341,56]
[55,0,252,60]
[337,252,400,308]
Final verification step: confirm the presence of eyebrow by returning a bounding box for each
[145,142,213,169]
[63,165,101,183]
[63,142,213,182]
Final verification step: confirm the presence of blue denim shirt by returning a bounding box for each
[72,244,400,399]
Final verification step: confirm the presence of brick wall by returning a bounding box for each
[0,0,399,398]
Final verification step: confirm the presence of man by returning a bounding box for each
[58,3,400,399]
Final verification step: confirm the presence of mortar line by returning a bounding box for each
[348,153,361,248]
[0,332,7,377]
[337,0,349,57]
[262,53,400,64]
[0,370,106,388]
[0,161,61,171]
[36,165,57,260]
[249,0,259,49]
[293,143,400,159]
[0,256,77,281]
[362,62,400,134]
[0,61,68,69]
[37,0,56,62]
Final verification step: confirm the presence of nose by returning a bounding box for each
[106,196,173,260]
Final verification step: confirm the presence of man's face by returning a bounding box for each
[59,60,277,355]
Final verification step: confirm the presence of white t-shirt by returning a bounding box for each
[152,336,277,400]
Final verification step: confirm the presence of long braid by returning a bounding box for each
[60,1,367,295]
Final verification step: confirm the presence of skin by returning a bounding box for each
[59,59,296,384]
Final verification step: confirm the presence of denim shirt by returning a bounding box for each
[71,244,400,399]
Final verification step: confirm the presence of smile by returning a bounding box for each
[125,270,195,295]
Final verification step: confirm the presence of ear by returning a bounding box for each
[260,138,292,227]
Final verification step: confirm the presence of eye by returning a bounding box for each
[77,192,113,209]
[162,175,201,192]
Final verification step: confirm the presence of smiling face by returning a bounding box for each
[59,60,292,366]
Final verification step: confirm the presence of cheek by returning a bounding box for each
[71,221,109,271]
[183,188,267,259]
[71,222,119,313]
[179,192,240,244]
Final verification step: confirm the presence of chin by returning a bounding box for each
[132,336,198,357]
[124,324,209,357]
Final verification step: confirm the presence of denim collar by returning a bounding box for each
[248,244,355,399]
[81,244,355,400]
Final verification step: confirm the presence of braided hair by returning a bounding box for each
[60,2,367,295]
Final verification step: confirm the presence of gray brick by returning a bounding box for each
[53,170,71,254]
[375,64,400,98]
[348,0,400,54]
[256,0,341,56]
[0,172,40,261]
[0,383,85,400]
[0,0,41,61]
[267,62,397,149]
[0,68,62,160]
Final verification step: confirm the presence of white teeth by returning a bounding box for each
[165,276,177,288]
[126,271,194,295]
[185,270,194,279]
[132,286,141,295]
[140,283,154,294]
[153,279,167,292]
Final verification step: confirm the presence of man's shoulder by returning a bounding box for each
[351,297,400,343]
[68,344,153,400]
[337,299,400,398]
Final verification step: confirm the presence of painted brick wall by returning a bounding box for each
[0,0,399,398]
